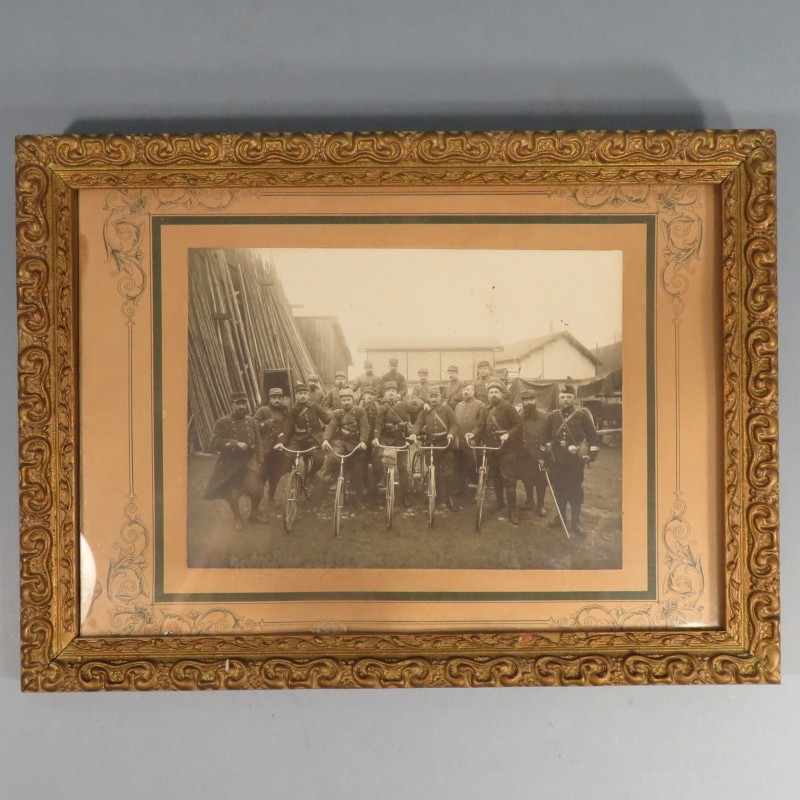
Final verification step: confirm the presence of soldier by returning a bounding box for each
[203,392,265,530]
[541,384,600,536]
[352,359,379,400]
[307,374,326,406]
[322,371,348,410]
[359,385,381,498]
[443,365,465,409]
[378,357,407,398]
[409,384,460,511]
[321,387,370,508]
[466,380,523,525]
[473,360,510,403]
[410,367,433,404]
[275,383,330,487]
[517,388,549,517]
[453,380,484,495]
[372,380,421,507]
[253,387,291,509]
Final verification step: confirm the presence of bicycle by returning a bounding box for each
[277,445,318,532]
[374,440,411,530]
[326,443,365,537]
[467,439,504,532]
[413,438,451,527]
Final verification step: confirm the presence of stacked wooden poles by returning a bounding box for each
[188,248,319,452]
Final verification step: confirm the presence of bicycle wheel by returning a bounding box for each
[475,467,486,531]
[333,475,344,536]
[427,465,436,527]
[386,466,395,529]
[410,451,424,495]
[282,470,302,532]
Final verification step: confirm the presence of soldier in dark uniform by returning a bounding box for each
[443,365,465,409]
[275,383,330,487]
[409,385,460,511]
[453,380,484,495]
[306,374,326,406]
[410,367,433,404]
[466,380,523,524]
[359,385,381,498]
[321,386,370,508]
[253,387,291,509]
[352,360,379,400]
[204,392,265,530]
[542,384,600,536]
[378,358,407,398]
[517,388,549,517]
[323,371,348,410]
[371,380,421,506]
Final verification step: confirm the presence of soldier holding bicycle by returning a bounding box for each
[371,380,421,507]
[254,387,291,510]
[275,383,329,488]
[321,387,370,509]
[466,380,522,525]
[541,383,600,536]
[408,384,461,512]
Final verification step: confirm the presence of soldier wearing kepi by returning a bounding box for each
[453,380,484,495]
[466,380,523,524]
[443,365,465,409]
[542,383,600,536]
[359,385,381,498]
[473,360,510,404]
[321,387,370,508]
[352,360,380,400]
[410,367,433,404]
[372,381,421,507]
[204,392,265,530]
[254,387,290,509]
[378,358,408,398]
[409,384,460,511]
[275,383,330,487]
[517,388,549,517]
[306,374,326,406]
[322,371,348,410]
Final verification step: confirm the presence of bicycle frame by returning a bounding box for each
[416,439,451,526]
[375,441,410,530]
[467,439,504,532]
[329,444,364,536]
[278,444,318,532]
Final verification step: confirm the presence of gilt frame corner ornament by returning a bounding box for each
[17,129,778,690]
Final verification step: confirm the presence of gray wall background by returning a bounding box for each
[1,1,797,797]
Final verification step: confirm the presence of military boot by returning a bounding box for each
[492,481,506,512]
[570,502,588,537]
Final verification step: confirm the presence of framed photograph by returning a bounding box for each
[17,129,779,690]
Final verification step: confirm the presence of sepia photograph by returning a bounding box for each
[187,246,623,571]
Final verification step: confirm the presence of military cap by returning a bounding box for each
[338,386,354,397]
[307,374,320,382]
[230,391,248,401]
[521,389,537,400]
[417,367,429,375]
[426,384,442,396]
[560,384,577,395]
[294,383,309,393]
[462,379,474,387]
[268,387,284,398]
[447,365,459,373]
[389,358,399,366]
[364,360,373,368]
[361,385,377,395]
[383,380,398,390]
[487,380,505,391]
[477,360,491,369]
[334,370,346,379]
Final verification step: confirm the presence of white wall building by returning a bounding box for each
[496,331,600,381]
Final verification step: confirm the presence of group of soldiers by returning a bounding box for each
[203,357,600,533]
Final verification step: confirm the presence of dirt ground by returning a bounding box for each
[187,444,622,571]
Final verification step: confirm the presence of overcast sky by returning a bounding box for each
[262,248,622,359]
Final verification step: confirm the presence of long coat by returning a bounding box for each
[521,405,549,454]
[279,402,330,447]
[543,407,600,465]
[324,406,370,445]
[413,403,459,450]
[472,399,522,446]
[374,398,421,444]
[204,414,263,500]
[254,403,288,454]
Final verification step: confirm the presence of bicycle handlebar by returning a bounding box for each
[329,444,364,460]
[466,440,504,451]
[417,440,451,451]
[375,441,411,452]
[279,445,318,456]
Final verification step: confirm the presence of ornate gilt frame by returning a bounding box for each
[17,130,778,689]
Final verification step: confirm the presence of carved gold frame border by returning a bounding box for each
[17,130,778,689]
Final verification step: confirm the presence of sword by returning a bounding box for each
[541,465,571,540]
